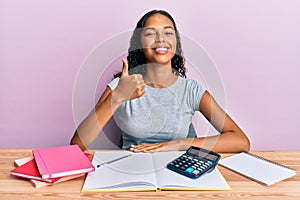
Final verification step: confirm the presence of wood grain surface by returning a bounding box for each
[1,149,299,200]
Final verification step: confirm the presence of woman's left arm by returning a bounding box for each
[190,91,250,153]
[130,91,250,153]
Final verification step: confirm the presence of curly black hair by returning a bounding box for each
[115,10,186,78]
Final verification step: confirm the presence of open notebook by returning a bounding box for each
[82,151,231,192]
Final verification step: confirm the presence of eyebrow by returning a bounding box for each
[143,26,175,32]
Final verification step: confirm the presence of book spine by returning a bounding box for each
[33,150,52,179]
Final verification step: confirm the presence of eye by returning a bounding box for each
[144,32,156,37]
[164,31,175,36]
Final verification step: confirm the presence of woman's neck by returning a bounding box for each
[144,63,178,88]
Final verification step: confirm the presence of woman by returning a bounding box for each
[71,10,250,153]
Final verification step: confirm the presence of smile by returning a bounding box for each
[153,47,169,54]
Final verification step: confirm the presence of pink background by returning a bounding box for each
[1,0,299,150]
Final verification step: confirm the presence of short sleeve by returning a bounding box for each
[107,77,120,90]
[188,79,206,111]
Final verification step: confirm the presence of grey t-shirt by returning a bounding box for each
[108,76,206,150]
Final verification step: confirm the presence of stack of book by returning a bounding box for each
[10,145,94,188]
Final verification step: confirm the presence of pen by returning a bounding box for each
[97,154,132,168]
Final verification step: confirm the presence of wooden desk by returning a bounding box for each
[0,149,299,200]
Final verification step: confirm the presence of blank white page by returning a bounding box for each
[152,151,231,190]
[219,152,296,186]
[82,151,157,191]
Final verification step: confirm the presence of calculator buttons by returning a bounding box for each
[192,170,200,175]
[186,167,194,173]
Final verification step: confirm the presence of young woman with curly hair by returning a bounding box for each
[71,10,250,153]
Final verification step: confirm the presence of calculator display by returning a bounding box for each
[189,149,219,161]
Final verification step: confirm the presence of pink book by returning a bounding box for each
[33,145,94,179]
[11,158,56,182]
[14,154,92,188]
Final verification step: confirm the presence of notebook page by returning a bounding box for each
[152,151,231,190]
[219,152,297,186]
[82,151,157,191]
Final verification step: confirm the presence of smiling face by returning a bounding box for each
[141,13,177,67]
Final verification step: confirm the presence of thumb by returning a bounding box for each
[121,58,129,77]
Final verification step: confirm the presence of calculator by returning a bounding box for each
[166,146,221,179]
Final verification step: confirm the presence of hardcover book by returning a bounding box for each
[11,158,56,183]
[13,153,91,188]
[82,151,231,192]
[33,145,94,179]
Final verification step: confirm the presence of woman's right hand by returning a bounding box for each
[112,59,145,104]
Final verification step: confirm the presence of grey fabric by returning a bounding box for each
[108,76,205,150]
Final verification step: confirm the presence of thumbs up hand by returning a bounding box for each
[112,59,145,104]
[121,58,129,77]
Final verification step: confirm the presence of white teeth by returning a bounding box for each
[156,47,167,51]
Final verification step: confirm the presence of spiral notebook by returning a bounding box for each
[219,152,296,186]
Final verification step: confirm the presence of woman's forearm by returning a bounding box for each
[186,131,250,153]
[70,90,122,151]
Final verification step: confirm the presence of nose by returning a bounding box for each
[155,32,165,43]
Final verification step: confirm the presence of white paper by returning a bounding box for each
[82,151,231,191]
[219,152,296,186]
